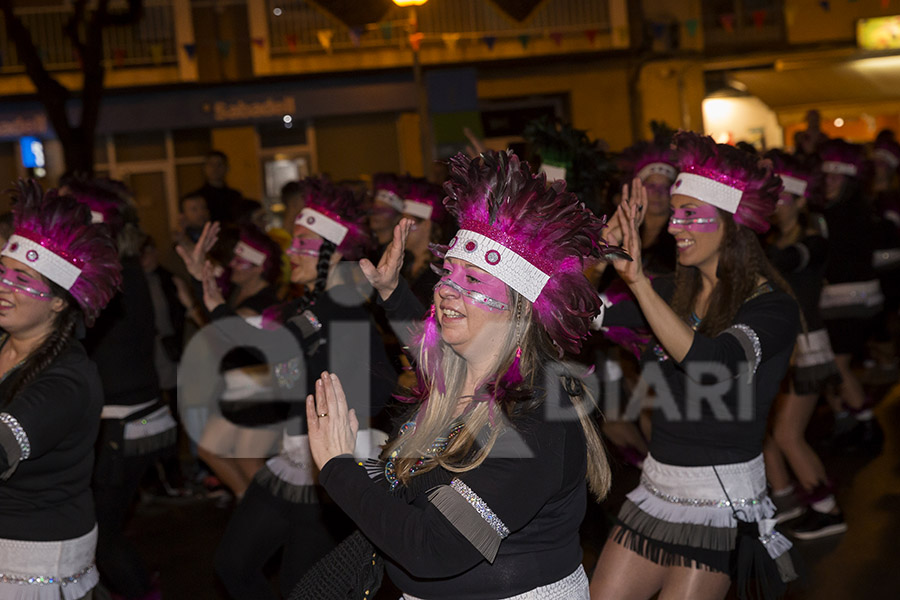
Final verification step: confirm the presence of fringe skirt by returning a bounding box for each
[613,454,795,581]
[791,328,841,394]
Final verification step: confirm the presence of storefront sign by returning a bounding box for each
[857,15,900,50]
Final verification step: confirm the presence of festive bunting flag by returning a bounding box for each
[380,22,393,40]
[550,32,563,46]
[719,14,735,33]
[518,34,530,49]
[442,33,461,51]
[349,27,363,47]
[752,9,767,29]
[483,35,496,50]
[150,43,164,64]
[252,37,265,48]
[819,1,830,11]
[113,48,126,67]
[650,22,666,39]
[183,43,196,58]
[409,32,424,51]
[585,29,598,45]
[317,29,334,52]
[684,18,699,37]
[217,40,232,57]
[286,34,298,51]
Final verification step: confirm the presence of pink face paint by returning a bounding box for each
[0,263,52,301]
[669,205,720,233]
[432,261,510,312]
[287,236,323,257]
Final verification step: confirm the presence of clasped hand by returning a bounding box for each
[307,371,359,470]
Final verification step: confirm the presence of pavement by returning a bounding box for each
[120,380,900,599]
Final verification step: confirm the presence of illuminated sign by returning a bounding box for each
[857,16,900,50]
[19,136,45,168]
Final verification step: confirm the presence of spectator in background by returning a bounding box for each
[185,151,258,226]
[177,195,210,244]
[280,180,306,232]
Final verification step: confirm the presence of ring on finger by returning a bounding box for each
[317,412,328,418]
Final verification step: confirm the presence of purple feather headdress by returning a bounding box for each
[440,150,623,355]
[819,138,868,179]
[59,176,131,235]
[4,180,121,326]
[296,181,372,260]
[873,137,900,173]
[403,178,445,223]
[763,148,822,202]
[372,173,406,213]
[671,132,779,234]
[620,140,678,183]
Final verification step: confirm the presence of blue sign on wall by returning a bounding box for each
[19,136,45,168]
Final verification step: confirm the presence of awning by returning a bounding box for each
[729,54,900,111]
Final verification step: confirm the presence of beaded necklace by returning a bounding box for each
[384,419,466,490]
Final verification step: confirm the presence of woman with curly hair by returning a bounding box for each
[305,150,620,598]
[0,181,120,600]
[590,133,800,600]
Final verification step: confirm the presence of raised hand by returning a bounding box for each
[175,221,220,280]
[307,371,359,470]
[200,260,226,312]
[610,180,647,286]
[359,218,413,301]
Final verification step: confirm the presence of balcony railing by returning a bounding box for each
[267,0,612,55]
[0,0,178,74]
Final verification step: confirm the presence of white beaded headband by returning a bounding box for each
[374,189,404,212]
[821,161,858,176]
[402,199,434,220]
[234,241,266,266]
[779,174,808,197]
[445,229,549,303]
[874,148,900,170]
[637,162,678,182]
[296,208,348,246]
[1,234,82,290]
[670,172,742,214]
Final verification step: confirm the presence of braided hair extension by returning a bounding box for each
[266,240,338,325]
[2,281,80,406]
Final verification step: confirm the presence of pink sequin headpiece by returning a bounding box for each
[819,139,867,178]
[873,137,900,172]
[764,149,821,199]
[295,180,371,260]
[402,178,444,223]
[671,132,779,234]
[59,176,131,235]
[3,180,121,326]
[372,173,405,212]
[442,150,624,354]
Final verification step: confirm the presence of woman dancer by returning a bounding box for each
[761,150,845,539]
[0,181,120,600]
[307,150,617,598]
[400,178,447,304]
[207,183,396,599]
[590,133,799,600]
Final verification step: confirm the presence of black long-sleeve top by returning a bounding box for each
[0,339,103,541]
[319,277,590,598]
[602,277,800,466]
[766,234,828,330]
[822,192,876,283]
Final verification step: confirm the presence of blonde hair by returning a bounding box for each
[382,290,611,501]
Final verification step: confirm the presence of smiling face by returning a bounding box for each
[434,258,513,362]
[0,256,66,337]
[643,173,673,217]
[667,195,725,275]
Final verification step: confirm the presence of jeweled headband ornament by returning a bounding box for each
[672,132,780,234]
[294,179,371,260]
[3,180,121,326]
[441,150,626,355]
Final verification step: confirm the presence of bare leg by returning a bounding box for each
[834,354,865,410]
[197,448,251,497]
[772,392,828,492]
[235,457,266,484]
[590,532,667,600]
[658,565,731,600]
[763,432,792,492]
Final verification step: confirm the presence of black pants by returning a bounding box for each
[215,478,354,599]
[93,443,155,598]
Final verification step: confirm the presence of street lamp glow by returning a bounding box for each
[273,7,282,16]
[834,118,844,127]
[283,115,292,124]
[393,0,428,6]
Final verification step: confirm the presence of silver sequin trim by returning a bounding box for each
[450,478,510,538]
[0,412,30,461]
[725,323,762,375]
[0,562,95,586]
[640,475,766,508]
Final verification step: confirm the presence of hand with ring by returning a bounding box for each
[307,371,359,470]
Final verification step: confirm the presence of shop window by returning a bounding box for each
[173,129,212,158]
[114,131,166,162]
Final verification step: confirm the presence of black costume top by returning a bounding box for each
[319,278,589,598]
[603,276,800,467]
[765,234,828,330]
[822,190,876,284]
[0,339,103,541]
[184,183,258,225]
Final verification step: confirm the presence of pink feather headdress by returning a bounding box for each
[4,180,121,326]
[671,132,779,234]
[439,150,624,355]
[763,148,822,202]
[873,137,900,173]
[819,138,868,179]
[59,176,132,235]
[620,140,678,183]
[371,173,406,213]
[295,180,372,260]
[403,178,445,223]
